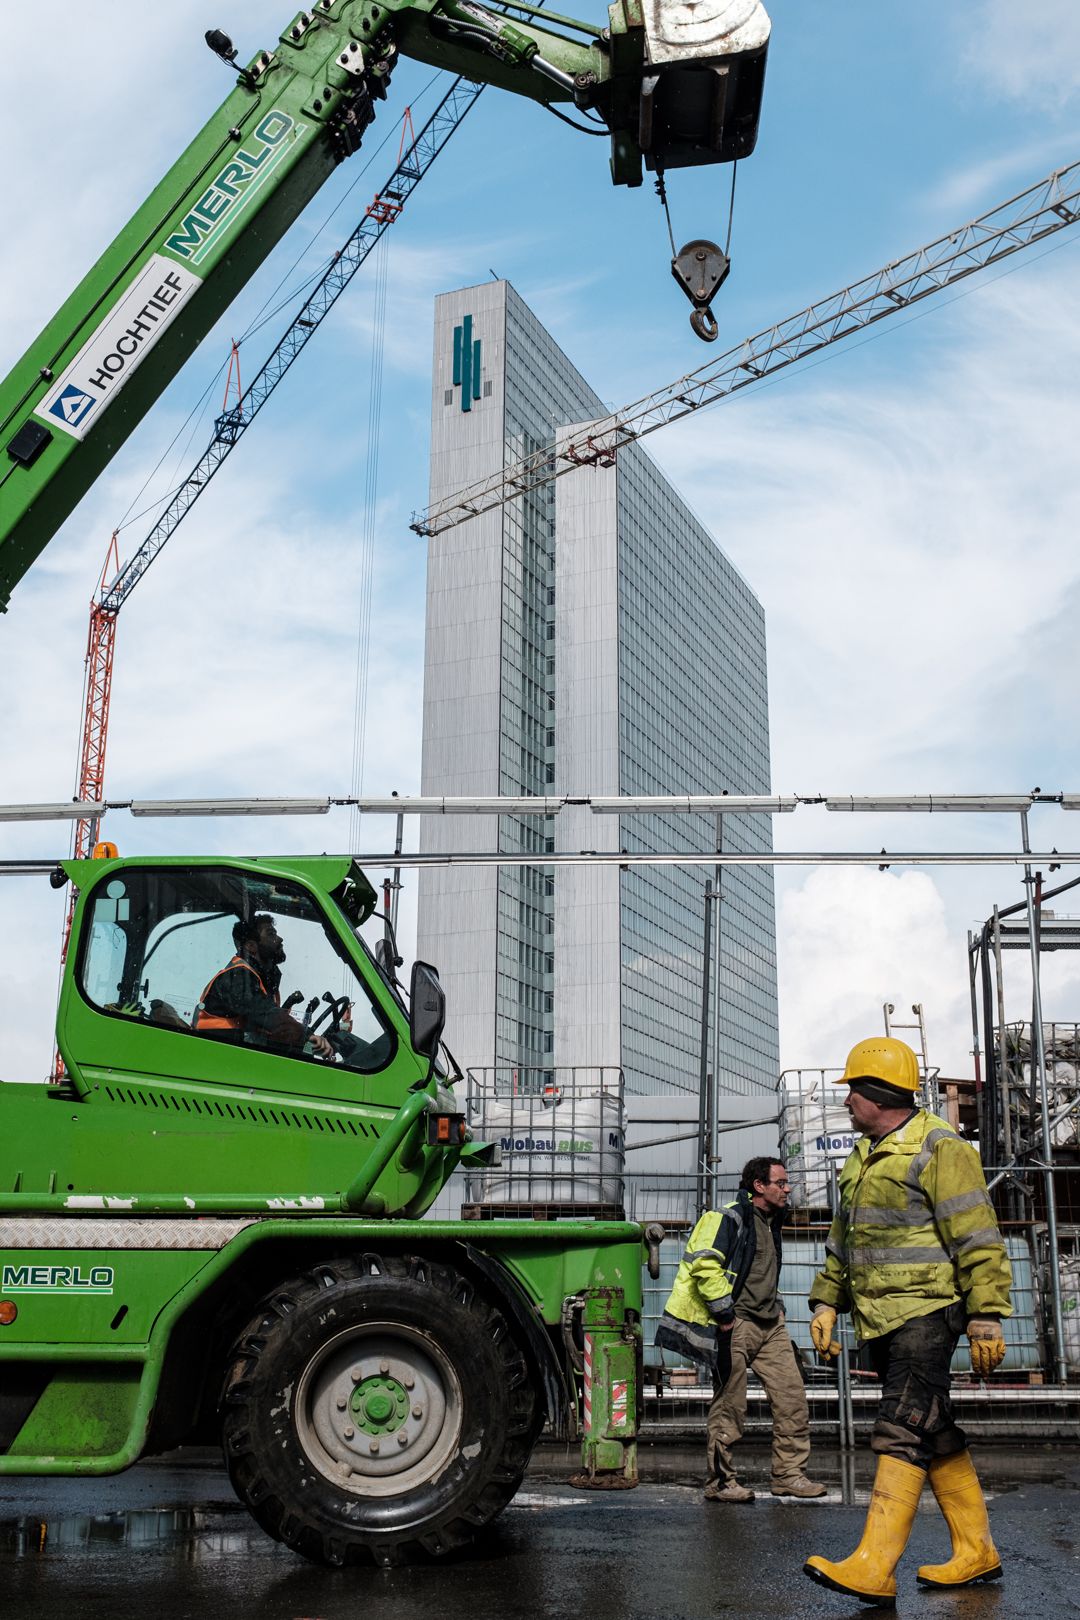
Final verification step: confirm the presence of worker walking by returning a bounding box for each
[803,1036,1011,1605]
[656,1157,826,1502]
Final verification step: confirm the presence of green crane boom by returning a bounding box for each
[0,0,770,612]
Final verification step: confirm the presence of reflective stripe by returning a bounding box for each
[934,1188,991,1220]
[849,1244,950,1266]
[681,1246,726,1264]
[951,1226,1004,1255]
[851,1203,928,1228]
[907,1126,958,1184]
[825,1236,847,1263]
[195,955,274,1032]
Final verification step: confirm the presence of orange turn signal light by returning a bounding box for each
[0,1301,18,1326]
[427,1114,466,1146]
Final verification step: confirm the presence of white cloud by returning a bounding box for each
[961,0,1080,108]
[777,866,969,1076]
[656,256,1080,793]
[643,253,1080,1078]
[924,140,1078,219]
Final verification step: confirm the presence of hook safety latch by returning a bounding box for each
[671,238,730,343]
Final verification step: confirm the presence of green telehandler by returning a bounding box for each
[1,851,655,1564]
[0,0,769,1565]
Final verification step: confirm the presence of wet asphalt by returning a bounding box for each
[1,1446,1077,1620]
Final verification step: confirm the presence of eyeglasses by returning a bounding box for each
[770,1179,791,1189]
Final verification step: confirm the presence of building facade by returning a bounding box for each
[418,280,778,1100]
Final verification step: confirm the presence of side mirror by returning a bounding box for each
[409,961,445,1060]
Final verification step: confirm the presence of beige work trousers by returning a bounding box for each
[705,1314,811,1487]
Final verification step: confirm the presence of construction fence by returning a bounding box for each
[636,1173,1078,1446]
[448,1065,1080,1445]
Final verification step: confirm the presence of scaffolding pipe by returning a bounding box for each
[993,905,1013,1167]
[967,928,982,1107]
[696,880,715,1216]
[709,815,724,1206]
[1020,809,1068,1383]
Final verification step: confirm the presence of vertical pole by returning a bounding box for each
[709,813,724,1207]
[697,880,714,1215]
[390,808,404,932]
[992,906,1013,1166]
[1020,810,1068,1383]
[977,928,995,1155]
[967,930,982,1092]
[828,1157,854,1450]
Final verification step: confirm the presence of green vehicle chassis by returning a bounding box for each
[0,854,645,1566]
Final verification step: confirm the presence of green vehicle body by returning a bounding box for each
[0,854,645,1564]
[0,0,770,1563]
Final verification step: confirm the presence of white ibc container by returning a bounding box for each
[780,1084,855,1209]
[473,1090,624,1206]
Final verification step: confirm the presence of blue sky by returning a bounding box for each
[2,0,1080,1081]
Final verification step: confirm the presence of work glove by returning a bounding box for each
[967,1317,1006,1376]
[105,1000,143,1019]
[810,1304,841,1363]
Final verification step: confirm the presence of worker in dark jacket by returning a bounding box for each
[656,1157,824,1502]
[196,914,332,1057]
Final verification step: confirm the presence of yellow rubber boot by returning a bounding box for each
[916,1450,1003,1588]
[804,1456,925,1606]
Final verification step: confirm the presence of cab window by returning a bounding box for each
[78,866,395,1073]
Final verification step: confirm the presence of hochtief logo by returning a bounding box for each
[48,384,97,429]
[452,315,482,413]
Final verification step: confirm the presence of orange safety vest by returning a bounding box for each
[195,955,279,1032]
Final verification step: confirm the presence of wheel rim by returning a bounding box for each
[294,1321,464,1497]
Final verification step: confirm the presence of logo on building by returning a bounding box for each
[452,314,482,413]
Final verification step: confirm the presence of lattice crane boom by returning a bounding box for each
[99,79,483,616]
[412,156,1080,537]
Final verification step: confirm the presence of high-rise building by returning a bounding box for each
[418,280,777,1100]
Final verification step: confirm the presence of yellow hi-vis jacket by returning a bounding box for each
[808,1109,1011,1342]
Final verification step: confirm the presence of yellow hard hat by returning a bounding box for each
[837,1036,920,1095]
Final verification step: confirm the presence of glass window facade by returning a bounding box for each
[615,444,778,1097]
[494,287,607,1087]
[420,281,778,1101]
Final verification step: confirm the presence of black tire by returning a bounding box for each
[220,1252,541,1567]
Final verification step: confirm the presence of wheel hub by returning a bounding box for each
[295,1323,463,1497]
[353,1376,408,1434]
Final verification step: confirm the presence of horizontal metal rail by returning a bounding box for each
[5,850,1080,877]
[1,790,1075,821]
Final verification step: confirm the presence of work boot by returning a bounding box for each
[772,1474,828,1498]
[916,1450,1003,1588]
[803,1455,925,1606]
[704,1479,755,1502]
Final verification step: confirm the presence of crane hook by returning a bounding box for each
[672,239,729,344]
[690,307,719,343]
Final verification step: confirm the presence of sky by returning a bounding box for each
[2,0,1080,1085]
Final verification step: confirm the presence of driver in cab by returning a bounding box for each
[196,914,333,1058]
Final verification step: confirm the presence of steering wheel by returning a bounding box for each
[307,992,350,1040]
